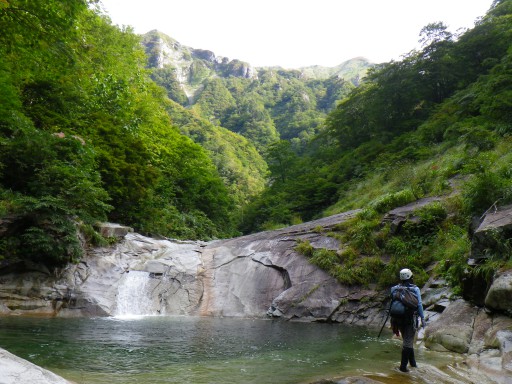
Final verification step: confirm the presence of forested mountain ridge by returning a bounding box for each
[142,29,371,104]
[0,0,247,266]
[240,0,512,289]
[141,30,257,105]
[143,30,372,150]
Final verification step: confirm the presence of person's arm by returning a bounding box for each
[414,286,425,326]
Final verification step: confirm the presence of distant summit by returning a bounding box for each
[297,57,372,84]
[141,30,372,103]
[142,30,255,102]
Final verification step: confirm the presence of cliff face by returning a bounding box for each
[141,30,372,106]
[2,204,512,324]
[142,30,256,103]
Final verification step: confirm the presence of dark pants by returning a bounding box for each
[391,316,417,371]
[397,316,416,348]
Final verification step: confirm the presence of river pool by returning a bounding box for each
[0,316,466,384]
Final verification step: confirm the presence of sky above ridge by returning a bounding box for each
[99,0,493,68]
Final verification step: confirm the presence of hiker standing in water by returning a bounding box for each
[390,268,425,372]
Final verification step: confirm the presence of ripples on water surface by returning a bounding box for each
[0,316,462,383]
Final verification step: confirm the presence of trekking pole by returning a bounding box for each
[377,311,390,338]
[377,301,392,338]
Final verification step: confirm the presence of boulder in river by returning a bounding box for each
[0,347,72,384]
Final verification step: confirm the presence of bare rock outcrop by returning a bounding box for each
[382,197,442,234]
[0,210,388,325]
[197,210,378,322]
[485,271,512,314]
[471,204,512,262]
[423,299,512,383]
[425,299,477,353]
[465,205,512,305]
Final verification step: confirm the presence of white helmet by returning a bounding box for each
[399,268,413,280]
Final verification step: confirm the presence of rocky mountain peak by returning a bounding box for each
[142,30,256,79]
[141,30,257,102]
[191,48,219,63]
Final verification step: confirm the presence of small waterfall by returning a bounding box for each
[115,270,158,318]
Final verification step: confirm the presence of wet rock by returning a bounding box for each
[416,272,451,314]
[329,289,384,326]
[458,350,505,384]
[484,315,512,349]
[497,330,512,373]
[468,309,493,355]
[421,281,452,309]
[463,314,512,382]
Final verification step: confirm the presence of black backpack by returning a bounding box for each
[389,285,419,317]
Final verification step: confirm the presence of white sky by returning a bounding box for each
[99,0,493,68]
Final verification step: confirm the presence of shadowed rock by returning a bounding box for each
[485,271,512,314]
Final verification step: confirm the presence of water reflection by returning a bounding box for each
[0,316,463,384]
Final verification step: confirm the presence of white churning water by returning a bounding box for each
[115,270,158,318]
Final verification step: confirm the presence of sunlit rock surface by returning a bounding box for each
[1,211,379,323]
[0,347,72,384]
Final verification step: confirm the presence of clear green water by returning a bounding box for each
[0,316,462,384]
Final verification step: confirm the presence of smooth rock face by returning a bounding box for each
[0,210,387,324]
[0,347,71,384]
[425,299,477,353]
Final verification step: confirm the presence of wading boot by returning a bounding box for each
[399,347,409,372]
[408,347,417,368]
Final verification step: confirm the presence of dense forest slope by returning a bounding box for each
[142,30,371,150]
[241,0,512,290]
[0,1,242,266]
[1,0,512,299]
